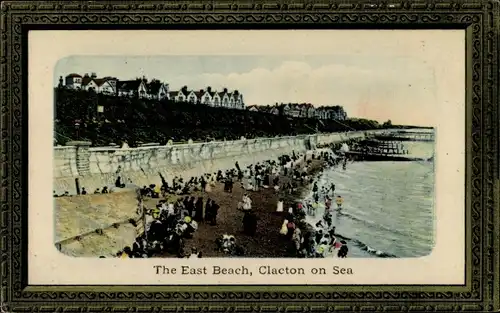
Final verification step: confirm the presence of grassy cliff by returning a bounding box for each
[54,88,388,147]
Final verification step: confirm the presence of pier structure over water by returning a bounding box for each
[345,129,434,162]
[352,139,409,155]
[373,130,435,142]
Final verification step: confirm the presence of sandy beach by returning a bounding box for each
[143,159,326,258]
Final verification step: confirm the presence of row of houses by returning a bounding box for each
[247,103,347,120]
[60,73,347,119]
[61,73,245,110]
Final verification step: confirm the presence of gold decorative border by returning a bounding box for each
[0,0,498,311]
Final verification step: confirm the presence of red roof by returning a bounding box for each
[93,78,106,87]
[117,80,142,91]
[147,81,163,94]
[169,91,186,97]
[194,90,206,98]
[81,77,92,86]
[66,73,82,78]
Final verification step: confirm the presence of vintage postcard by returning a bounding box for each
[27,29,467,286]
[1,2,498,312]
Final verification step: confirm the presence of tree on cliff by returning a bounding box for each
[54,89,383,147]
[382,119,392,128]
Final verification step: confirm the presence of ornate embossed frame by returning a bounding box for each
[1,0,499,312]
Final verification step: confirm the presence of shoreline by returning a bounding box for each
[54,132,435,259]
[298,153,434,258]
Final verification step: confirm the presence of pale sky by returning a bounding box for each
[53,30,464,127]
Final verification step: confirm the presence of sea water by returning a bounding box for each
[304,139,435,258]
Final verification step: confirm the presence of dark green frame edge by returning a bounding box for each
[0,0,499,311]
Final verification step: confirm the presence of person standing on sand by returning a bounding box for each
[313,200,320,217]
[329,236,342,255]
[187,196,196,217]
[276,198,284,212]
[211,201,220,225]
[200,178,207,193]
[242,211,258,236]
[256,174,262,190]
[325,196,332,212]
[115,176,122,188]
[337,240,348,258]
[204,198,212,220]
[286,219,296,240]
[297,202,303,214]
[336,195,344,209]
[263,174,270,189]
[194,197,204,222]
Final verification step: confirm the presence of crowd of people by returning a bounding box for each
[276,149,350,258]
[114,195,222,258]
[56,139,355,258]
[277,198,349,258]
[109,147,340,258]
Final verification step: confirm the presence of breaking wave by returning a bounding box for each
[302,141,435,258]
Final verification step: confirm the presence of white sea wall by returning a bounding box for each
[53,146,78,178]
[53,131,390,194]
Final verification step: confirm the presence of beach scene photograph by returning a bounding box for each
[53,53,436,261]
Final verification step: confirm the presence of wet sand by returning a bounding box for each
[143,159,325,258]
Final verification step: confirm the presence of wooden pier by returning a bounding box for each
[345,139,431,162]
[345,151,428,162]
[351,140,409,155]
[373,131,434,142]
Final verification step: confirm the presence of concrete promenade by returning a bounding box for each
[53,129,394,195]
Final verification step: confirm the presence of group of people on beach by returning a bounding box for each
[99,139,356,259]
[115,195,222,258]
[53,175,126,197]
[112,148,323,258]
[275,148,350,259]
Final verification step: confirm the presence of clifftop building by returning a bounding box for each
[247,103,347,121]
[315,105,347,120]
[60,73,245,110]
[64,73,119,96]
[168,86,244,110]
